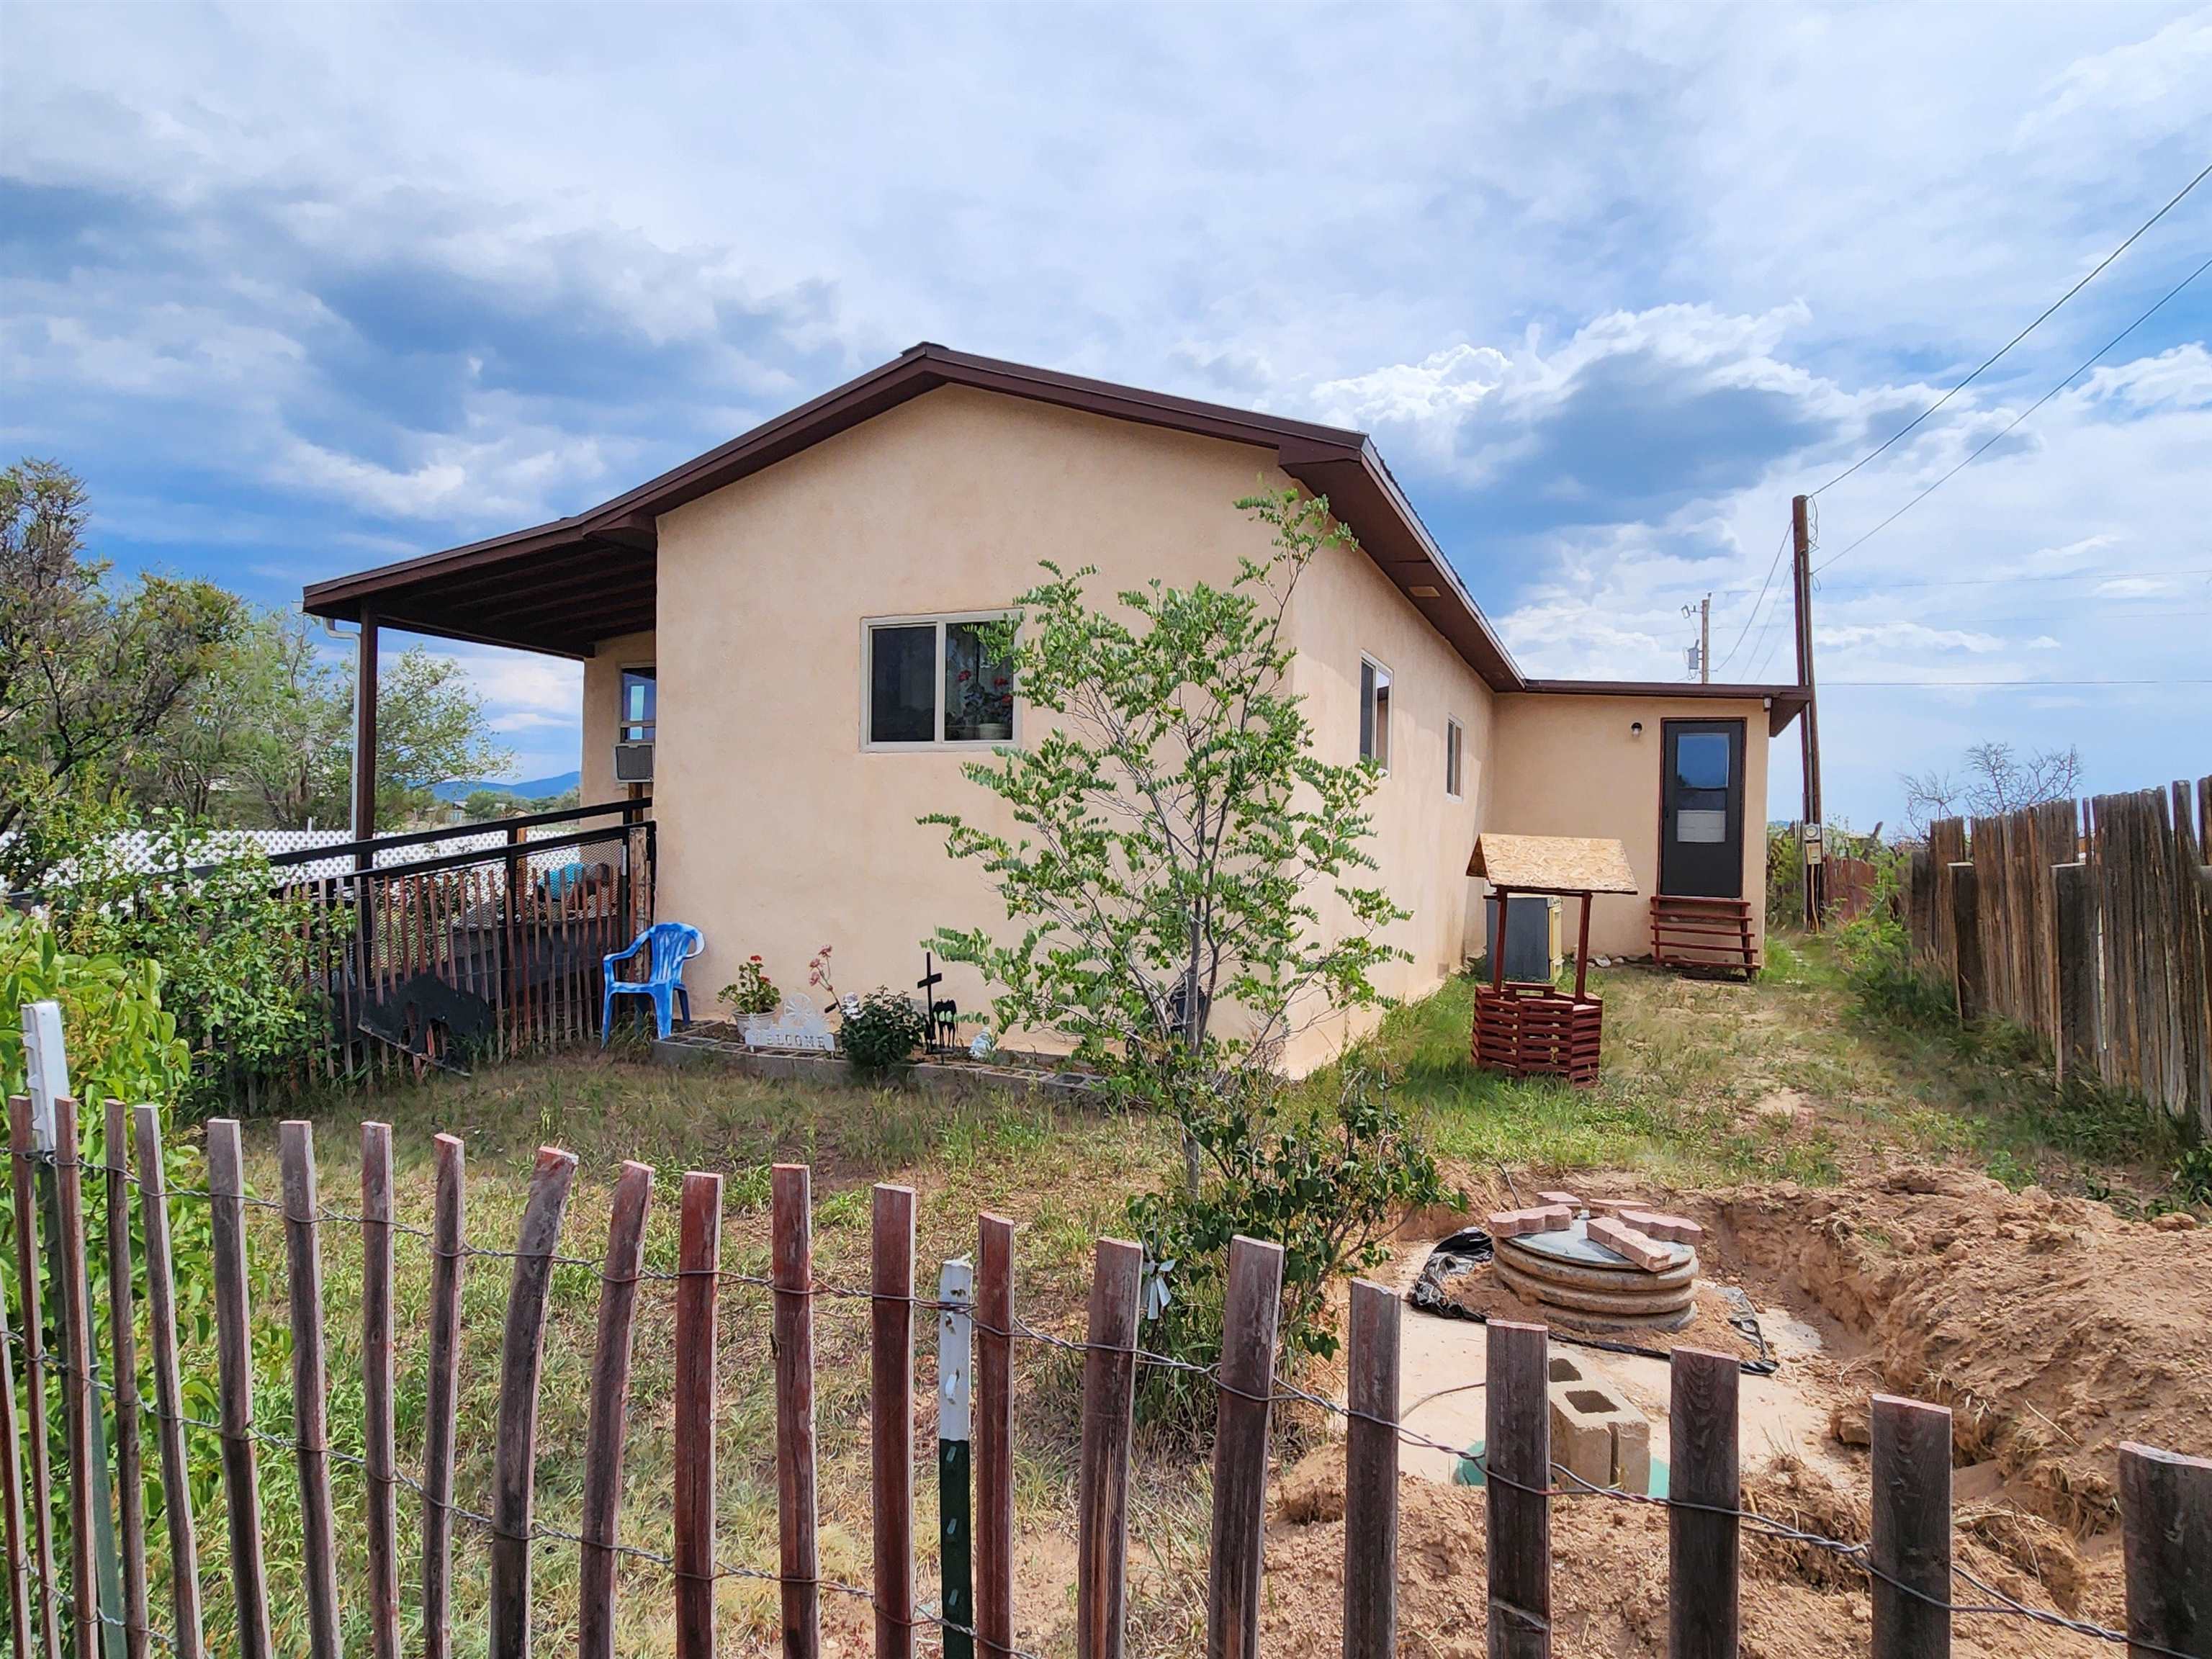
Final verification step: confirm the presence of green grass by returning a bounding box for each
[109,935,2196,1656]
[1344,932,2190,1205]
[163,1061,1178,1658]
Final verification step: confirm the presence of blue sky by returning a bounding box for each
[5,1,2208,827]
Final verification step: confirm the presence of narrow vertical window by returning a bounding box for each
[619,667,656,742]
[1359,657,1392,772]
[1446,717,1464,799]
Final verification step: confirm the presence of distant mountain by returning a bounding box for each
[431,770,582,804]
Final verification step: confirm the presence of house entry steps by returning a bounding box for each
[1649,894,1759,976]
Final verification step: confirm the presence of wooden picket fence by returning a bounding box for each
[4,1104,2211,1659]
[1907,777,2212,1136]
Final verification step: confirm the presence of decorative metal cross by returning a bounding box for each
[917,950,960,1054]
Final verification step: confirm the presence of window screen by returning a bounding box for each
[868,624,937,744]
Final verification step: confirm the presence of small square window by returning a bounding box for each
[1446,717,1464,799]
[1359,657,1392,771]
[866,614,1017,747]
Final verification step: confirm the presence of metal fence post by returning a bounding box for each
[938,1257,976,1659]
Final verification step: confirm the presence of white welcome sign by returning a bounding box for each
[742,999,840,1053]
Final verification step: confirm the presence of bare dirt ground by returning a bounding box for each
[1251,1164,2212,1658]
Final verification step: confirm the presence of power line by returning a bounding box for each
[1820,563,2212,593]
[1827,677,2210,688]
[1710,518,1794,676]
[1807,156,2212,498]
[1814,251,2212,575]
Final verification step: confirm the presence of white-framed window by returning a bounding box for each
[1446,716,1464,799]
[1359,656,1393,771]
[863,613,1018,748]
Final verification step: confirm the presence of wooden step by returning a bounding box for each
[1650,894,1758,976]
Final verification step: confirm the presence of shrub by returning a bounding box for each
[1128,1058,1458,1408]
[927,490,1436,1387]
[16,805,325,1113]
[2173,1143,2212,1209]
[837,988,931,1075]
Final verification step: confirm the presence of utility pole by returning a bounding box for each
[1792,495,1825,928]
[1681,593,1711,682]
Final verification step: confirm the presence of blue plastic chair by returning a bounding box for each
[601,922,705,1043]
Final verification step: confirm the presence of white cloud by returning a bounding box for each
[4,0,2207,827]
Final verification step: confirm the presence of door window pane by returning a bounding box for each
[944,622,1015,742]
[1675,732,1731,791]
[868,625,936,744]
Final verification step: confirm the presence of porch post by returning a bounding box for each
[351,608,379,860]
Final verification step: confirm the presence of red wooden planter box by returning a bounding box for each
[1471,984,1604,1088]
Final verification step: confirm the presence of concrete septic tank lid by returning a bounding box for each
[1509,1218,1695,1273]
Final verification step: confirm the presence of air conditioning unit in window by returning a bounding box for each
[612,740,654,784]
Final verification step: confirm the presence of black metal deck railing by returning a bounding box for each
[270,798,655,1078]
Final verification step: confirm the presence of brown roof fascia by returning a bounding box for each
[1516,678,1810,737]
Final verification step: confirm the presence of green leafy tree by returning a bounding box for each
[0,458,242,835]
[462,788,513,821]
[927,488,1448,1366]
[7,793,327,1111]
[928,488,1407,1120]
[207,608,512,830]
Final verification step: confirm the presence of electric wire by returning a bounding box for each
[1815,251,2212,575]
[1807,156,2212,499]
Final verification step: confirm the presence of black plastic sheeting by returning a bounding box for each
[1407,1226,1780,1377]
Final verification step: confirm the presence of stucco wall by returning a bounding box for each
[580,629,656,806]
[649,385,1348,1065]
[1284,522,1494,1033]
[632,385,1508,1076]
[1488,693,1773,960]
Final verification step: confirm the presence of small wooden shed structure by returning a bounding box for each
[1467,832,1639,1087]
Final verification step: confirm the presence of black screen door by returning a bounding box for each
[1659,719,1745,898]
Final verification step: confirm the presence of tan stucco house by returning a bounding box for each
[305,344,1804,1071]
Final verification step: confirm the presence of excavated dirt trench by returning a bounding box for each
[1255,1165,2211,1658]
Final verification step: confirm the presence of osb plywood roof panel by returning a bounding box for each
[1467,833,1640,894]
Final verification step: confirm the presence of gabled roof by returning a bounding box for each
[299,343,1802,727]
[302,342,1525,680]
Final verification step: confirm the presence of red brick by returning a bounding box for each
[1488,1204,1575,1238]
[1586,1215,1673,1272]
[1619,1210,1704,1244]
[1536,1190,1583,1210]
